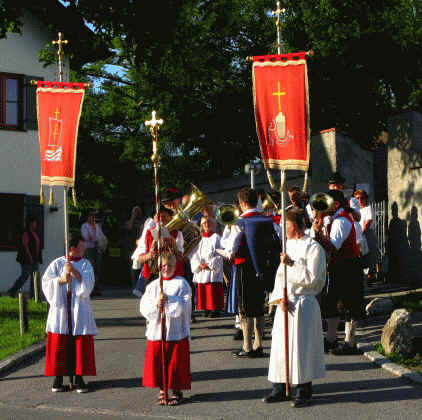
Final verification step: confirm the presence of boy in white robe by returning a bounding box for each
[42,234,97,393]
[140,252,192,405]
[190,217,224,317]
[264,208,326,408]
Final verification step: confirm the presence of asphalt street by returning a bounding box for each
[1,290,421,420]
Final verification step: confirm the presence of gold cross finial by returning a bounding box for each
[52,32,68,62]
[146,111,164,163]
[272,1,286,54]
[145,110,164,131]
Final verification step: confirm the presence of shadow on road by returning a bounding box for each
[95,317,144,327]
[192,367,267,382]
[91,377,141,390]
[312,377,422,404]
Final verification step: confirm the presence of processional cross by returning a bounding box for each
[146,110,164,163]
[272,1,286,54]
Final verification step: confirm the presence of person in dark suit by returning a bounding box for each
[7,215,42,298]
[224,187,281,358]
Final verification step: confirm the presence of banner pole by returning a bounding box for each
[272,1,290,398]
[53,32,74,386]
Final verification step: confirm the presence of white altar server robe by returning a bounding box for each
[190,234,223,284]
[42,257,98,336]
[268,235,326,385]
[140,276,191,341]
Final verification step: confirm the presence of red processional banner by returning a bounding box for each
[252,52,310,171]
[37,81,85,187]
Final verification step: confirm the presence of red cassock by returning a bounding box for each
[196,283,224,311]
[142,337,191,390]
[44,332,96,376]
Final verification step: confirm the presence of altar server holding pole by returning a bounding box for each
[264,208,326,408]
[42,233,97,393]
[140,252,192,406]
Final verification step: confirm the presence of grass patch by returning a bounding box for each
[375,342,422,374]
[0,296,47,361]
[390,291,422,313]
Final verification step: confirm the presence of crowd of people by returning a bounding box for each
[12,172,377,407]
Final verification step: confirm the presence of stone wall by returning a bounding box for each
[387,111,422,284]
[310,128,374,199]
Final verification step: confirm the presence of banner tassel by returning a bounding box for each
[279,170,286,192]
[48,187,55,207]
[72,187,78,207]
[40,185,45,205]
[302,171,309,192]
[266,169,277,190]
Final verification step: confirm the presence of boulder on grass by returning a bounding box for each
[365,297,395,316]
[381,309,415,356]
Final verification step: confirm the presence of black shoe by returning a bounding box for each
[51,376,64,393]
[332,343,361,355]
[324,338,337,354]
[253,347,265,357]
[74,376,88,393]
[191,315,197,323]
[292,382,312,408]
[262,391,290,403]
[210,311,218,318]
[292,396,311,408]
[232,349,256,358]
[233,329,243,341]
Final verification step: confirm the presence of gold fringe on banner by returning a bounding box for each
[302,171,309,192]
[72,187,78,207]
[266,169,277,190]
[48,187,54,207]
[40,185,45,205]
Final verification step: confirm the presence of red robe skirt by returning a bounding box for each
[44,332,96,376]
[142,337,190,390]
[196,282,224,311]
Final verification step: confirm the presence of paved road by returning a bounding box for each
[1,291,421,420]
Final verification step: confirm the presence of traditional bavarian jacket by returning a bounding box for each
[224,208,281,288]
[190,232,223,284]
[327,208,359,265]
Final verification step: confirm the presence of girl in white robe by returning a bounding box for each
[190,217,224,317]
[42,234,97,393]
[140,252,192,405]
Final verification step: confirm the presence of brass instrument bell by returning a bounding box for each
[216,204,240,226]
[309,192,334,214]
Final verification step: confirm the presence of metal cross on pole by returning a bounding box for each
[272,1,286,55]
[52,32,68,83]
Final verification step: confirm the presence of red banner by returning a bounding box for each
[37,81,85,187]
[252,52,310,171]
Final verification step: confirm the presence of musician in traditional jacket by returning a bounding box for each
[264,209,326,407]
[42,233,97,393]
[313,189,364,355]
[136,206,184,287]
[223,187,281,358]
[190,216,224,317]
[140,252,192,405]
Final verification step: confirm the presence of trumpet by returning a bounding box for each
[216,204,240,227]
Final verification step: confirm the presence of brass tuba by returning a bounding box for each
[165,184,210,258]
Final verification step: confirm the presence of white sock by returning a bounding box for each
[345,320,357,347]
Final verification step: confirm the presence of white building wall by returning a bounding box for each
[0,12,70,291]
